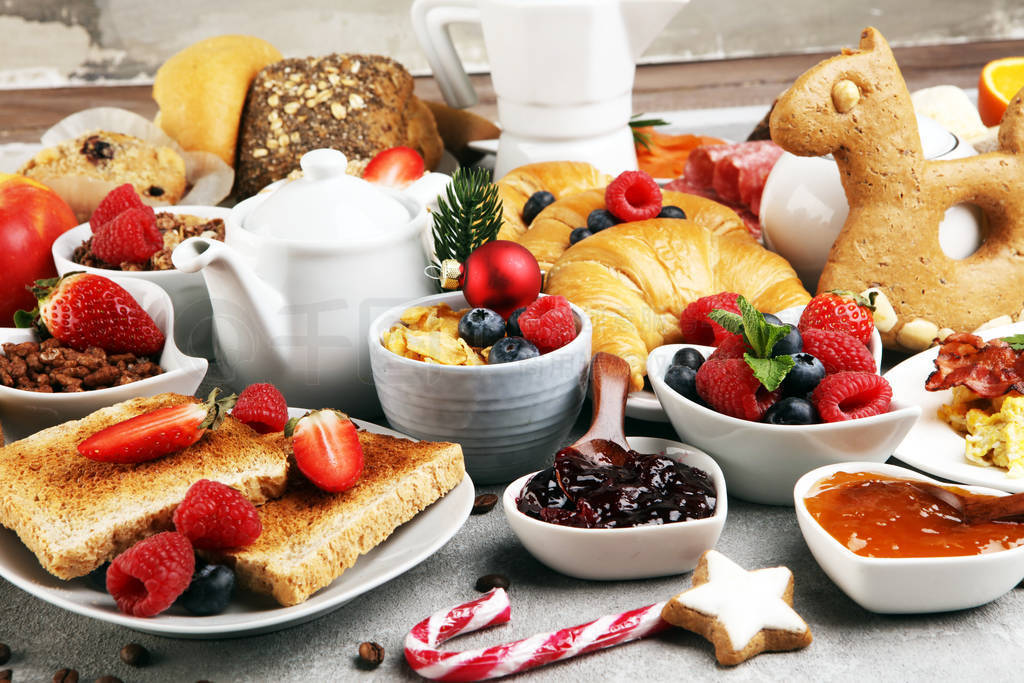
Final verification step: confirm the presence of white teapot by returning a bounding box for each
[171,149,449,416]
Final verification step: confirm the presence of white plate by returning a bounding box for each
[0,410,474,638]
[886,321,1024,493]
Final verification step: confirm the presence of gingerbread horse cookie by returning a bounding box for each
[770,27,1024,351]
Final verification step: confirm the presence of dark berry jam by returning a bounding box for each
[516,447,717,528]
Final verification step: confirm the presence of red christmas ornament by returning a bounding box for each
[461,240,542,319]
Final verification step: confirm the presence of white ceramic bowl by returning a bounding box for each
[51,206,230,358]
[502,436,727,580]
[368,291,592,484]
[0,277,208,442]
[794,461,1024,613]
[648,343,920,506]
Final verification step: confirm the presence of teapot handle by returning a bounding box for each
[410,0,481,108]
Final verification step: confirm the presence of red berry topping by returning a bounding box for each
[289,409,365,492]
[708,333,749,360]
[233,383,288,434]
[798,291,876,345]
[811,371,892,422]
[173,479,262,550]
[679,292,741,346]
[106,532,194,617]
[604,170,663,222]
[362,146,425,188]
[695,358,779,421]
[91,205,162,265]
[517,295,577,354]
[801,328,876,375]
[90,183,146,232]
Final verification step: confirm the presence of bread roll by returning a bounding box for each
[153,35,283,167]
[545,220,811,390]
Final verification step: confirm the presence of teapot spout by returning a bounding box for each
[622,0,688,61]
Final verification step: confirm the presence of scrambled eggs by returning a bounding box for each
[964,395,1024,478]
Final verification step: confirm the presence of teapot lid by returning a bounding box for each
[242,149,411,242]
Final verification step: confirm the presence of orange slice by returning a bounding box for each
[978,56,1024,127]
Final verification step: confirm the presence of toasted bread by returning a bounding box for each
[0,393,289,579]
[211,430,465,606]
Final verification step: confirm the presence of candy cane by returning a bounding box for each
[404,589,670,682]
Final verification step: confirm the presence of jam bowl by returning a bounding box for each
[794,462,1024,614]
[647,343,919,506]
[501,436,727,580]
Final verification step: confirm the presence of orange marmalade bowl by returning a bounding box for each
[794,462,1024,614]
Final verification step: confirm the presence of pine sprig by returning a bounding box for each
[432,167,503,265]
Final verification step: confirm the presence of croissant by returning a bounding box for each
[545,220,811,390]
[518,189,751,272]
[497,161,612,241]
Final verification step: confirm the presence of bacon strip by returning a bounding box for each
[924,332,1024,397]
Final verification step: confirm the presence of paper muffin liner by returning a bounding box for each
[27,107,234,220]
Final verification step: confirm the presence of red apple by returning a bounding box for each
[0,173,79,325]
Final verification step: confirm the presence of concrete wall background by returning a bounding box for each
[1,0,1023,89]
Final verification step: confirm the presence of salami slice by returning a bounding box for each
[711,141,782,204]
[683,144,733,188]
[663,176,761,240]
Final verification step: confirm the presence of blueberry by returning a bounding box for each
[657,205,687,219]
[780,352,826,398]
[664,365,701,404]
[506,307,527,337]
[459,308,506,348]
[180,564,235,616]
[763,397,819,425]
[569,227,592,245]
[487,337,540,364]
[771,323,803,357]
[670,347,705,371]
[86,562,110,592]
[586,209,620,232]
[522,191,555,224]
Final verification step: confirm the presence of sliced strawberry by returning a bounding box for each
[362,146,425,189]
[287,409,364,492]
[77,389,237,463]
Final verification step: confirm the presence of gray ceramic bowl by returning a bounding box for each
[368,291,592,484]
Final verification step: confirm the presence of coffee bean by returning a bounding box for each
[0,669,11,681]
[474,573,510,592]
[119,642,149,667]
[95,677,123,683]
[471,493,499,515]
[53,669,79,683]
[357,641,385,669]
[0,643,8,665]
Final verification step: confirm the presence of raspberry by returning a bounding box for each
[679,293,741,346]
[811,371,892,422]
[173,479,263,550]
[695,358,779,421]
[106,532,194,617]
[90,183,147,232]
[91,206,162,265]
[801,328,876,374]
[233,382,288,433]
[517,296,577,354]
[604,170,663,222]
[708,333,749,360]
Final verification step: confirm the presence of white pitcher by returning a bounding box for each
[411,0,689,177]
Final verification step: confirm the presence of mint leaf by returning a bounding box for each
[736,295,790,358]
[1002,334,1024,350]
[707,309,743,334]
[745,353,795,392]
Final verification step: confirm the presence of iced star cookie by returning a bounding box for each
[661,550,812,665]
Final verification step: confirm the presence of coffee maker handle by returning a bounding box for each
[410,0,481,108]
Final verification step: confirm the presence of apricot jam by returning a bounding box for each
[804,471,1024,558]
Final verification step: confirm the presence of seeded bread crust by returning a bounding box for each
[0,393,289,579]
[211,431,465,606]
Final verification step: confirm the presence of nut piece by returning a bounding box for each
[861,287,897,333]
[832,79,861,113]
[357,641,385,668]
[330,102,347,120]
[973,315,1014,333]
[896,318,940,351]
[936,327,956,342]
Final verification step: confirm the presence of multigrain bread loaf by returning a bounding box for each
[0,393,289,579]
[234,54,443,197]
[210,430,465,606]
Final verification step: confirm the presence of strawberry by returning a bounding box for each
[91,205,162,265]
[18,273,166,355]
[798,290,876,345]
[78,389,237,463]
[90,183,146,232]
[362,146,425,189]
[286,409,364,493]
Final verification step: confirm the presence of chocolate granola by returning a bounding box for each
[0,338,163,393]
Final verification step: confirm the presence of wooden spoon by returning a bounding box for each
[562,352,632,467]
[912,482,1024,524]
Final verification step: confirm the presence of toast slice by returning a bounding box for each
[211,430,465,606]
[0,393,289,579]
